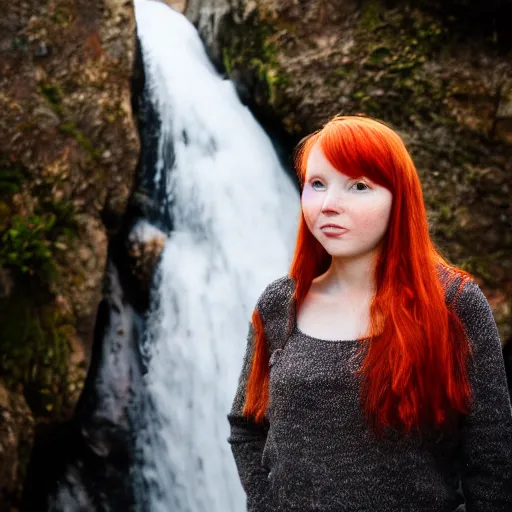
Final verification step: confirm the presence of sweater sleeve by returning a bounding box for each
[455,281,512,511]
[227,312,271,512]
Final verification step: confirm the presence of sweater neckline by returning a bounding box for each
[287,278,367,344]
[292,317,362,344]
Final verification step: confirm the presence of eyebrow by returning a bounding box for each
[306,171,367,181]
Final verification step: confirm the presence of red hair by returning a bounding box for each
[244,115,473,435]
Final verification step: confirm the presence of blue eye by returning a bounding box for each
[311,180,324,190]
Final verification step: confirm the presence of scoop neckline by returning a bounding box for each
[292,319,362,344]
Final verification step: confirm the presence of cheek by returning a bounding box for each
[357,198,392,234]
[301,188,322,225]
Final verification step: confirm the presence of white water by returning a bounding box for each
[133,1,300,511]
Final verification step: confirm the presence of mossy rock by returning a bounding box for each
[0,288,74,419]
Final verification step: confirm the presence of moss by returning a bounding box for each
[0,157,26,198]
[39,82,63,114]
[350,6,453,125]
[458,255,499,285]
[0,152,80,293]
[0,288,73,419]
[50,6,74,27]
[220,8,291,112]
[0,201,78,287]
[40,83,101,161]
[59,122,100,160]
[325,67,354,87]
[358,0,386,32]
[366,45,392,67]
[222,46,234,75]
[0,214,58,281]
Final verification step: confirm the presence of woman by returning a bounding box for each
[227,115,512,511]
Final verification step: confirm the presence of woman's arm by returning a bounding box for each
[455,281,512,511]
[227,320,271,512]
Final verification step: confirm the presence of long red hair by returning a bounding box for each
[244,115,473,436]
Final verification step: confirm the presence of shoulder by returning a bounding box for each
[436,264,498,336]
[436,265,485,310]
[255,275,296,350]
[255,275,295,316]
[451,279,498,339]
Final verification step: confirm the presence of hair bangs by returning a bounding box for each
[316,118,402,191]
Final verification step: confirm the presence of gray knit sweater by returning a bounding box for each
[227,273,512,511]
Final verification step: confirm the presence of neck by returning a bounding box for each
[318,248,379,296]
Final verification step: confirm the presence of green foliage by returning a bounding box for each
[0,214,59,281]
[0,207,78,286]
[0,149,79,286]
[0,153,80,419]
[0,290,72,418]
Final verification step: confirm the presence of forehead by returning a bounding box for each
[305,143,359,182]
[305,143,339,176]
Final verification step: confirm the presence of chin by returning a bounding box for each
[323,244,376,259]
[328,251,359,259]
[322,246,355,257]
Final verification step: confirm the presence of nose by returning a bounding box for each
[321,188,345,214]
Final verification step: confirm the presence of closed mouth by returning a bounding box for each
[321,224,346,230]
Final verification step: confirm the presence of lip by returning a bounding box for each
[320,223,346,230]
[320,225,348,237]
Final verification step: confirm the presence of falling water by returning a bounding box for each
[132,1,300,511]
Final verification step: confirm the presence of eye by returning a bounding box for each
[311,179,325,190]
[351,181,370,191]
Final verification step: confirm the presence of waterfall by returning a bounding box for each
[132,1,300,511]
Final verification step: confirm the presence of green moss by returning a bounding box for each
[0,201,78,287]
[50,6,73,27]
[59,122,100,160]
[366,45,392,67]
[0,289,72,419]
[0,157,26,198]
[349,8,453,125]
[0,154,80,286]
[220,9,291,111]
[458,255,497,284]
[39,82,63,113]
[0,214,58,281]
[358,0,386,32]
[325,67,354,87]
[438,204,453,221]
[222,46,234,75]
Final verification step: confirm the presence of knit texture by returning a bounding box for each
[227,273,512,512]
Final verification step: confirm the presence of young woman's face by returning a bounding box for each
[301,143,393,259]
